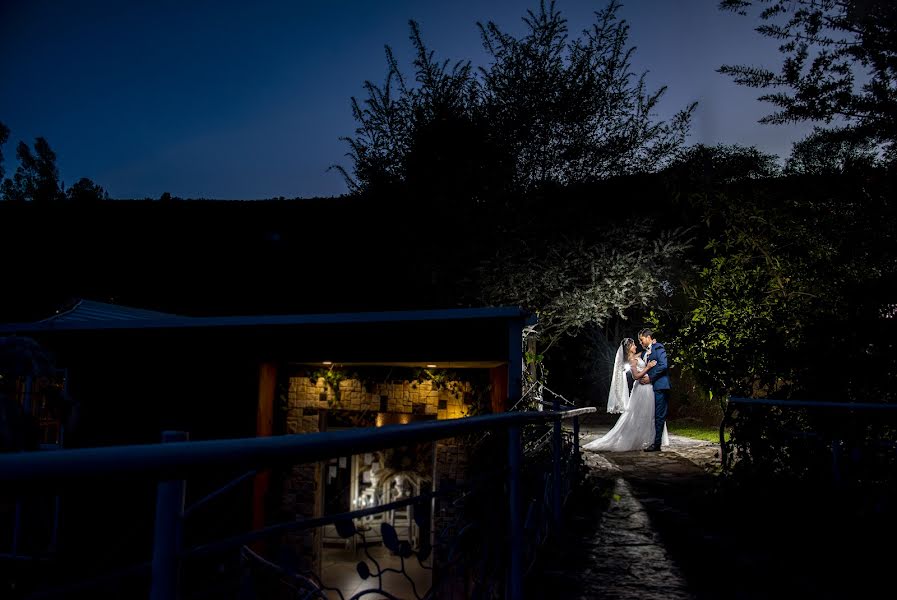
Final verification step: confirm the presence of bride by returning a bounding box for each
[584,337,670,452]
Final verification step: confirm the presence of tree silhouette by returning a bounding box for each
[333,1,699,368]
[0,122,9,181]
[478,0,695,189]
[785,127,880,175]
[719,0,897,163]
[663,143,781,187]
[1,137,63,202]
[66,177,109,203]
[338,0,696,199]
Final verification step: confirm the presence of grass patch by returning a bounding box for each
[667,418,729,442]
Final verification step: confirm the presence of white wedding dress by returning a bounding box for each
[584,357,670,452]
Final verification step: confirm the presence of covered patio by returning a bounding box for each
[0,300,534,589]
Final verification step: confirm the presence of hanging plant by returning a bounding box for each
[305,366,349,407]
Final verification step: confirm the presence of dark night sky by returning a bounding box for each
[0,0,815,200]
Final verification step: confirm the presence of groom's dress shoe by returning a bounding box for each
[643,445,661,452]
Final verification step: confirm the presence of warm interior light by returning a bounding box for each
[322,361,332,365]
[426,364,437,368]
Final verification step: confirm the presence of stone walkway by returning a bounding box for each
[526,418,722,600]
[528,417,890,599]
[527,419,719,600]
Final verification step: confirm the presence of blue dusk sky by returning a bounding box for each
[0,0,814,200]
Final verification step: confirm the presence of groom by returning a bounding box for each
[638,328,670,452]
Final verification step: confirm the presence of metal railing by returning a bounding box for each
[721,396,897,482]
[0,406,595,600]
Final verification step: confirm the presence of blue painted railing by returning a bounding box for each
[721,396,897,481]
[0,406,595,599]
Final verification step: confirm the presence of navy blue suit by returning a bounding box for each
[643,342,671,447]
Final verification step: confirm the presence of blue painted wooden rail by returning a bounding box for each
[0,406,595,599]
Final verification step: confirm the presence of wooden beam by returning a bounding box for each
[252,362,277,547]
[490,364,509,413]
[507,321,523,404]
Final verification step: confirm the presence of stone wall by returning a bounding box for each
[433,437,469,536]
[281,375,478,578]
[280,410,321,574]
[287,376,474,420]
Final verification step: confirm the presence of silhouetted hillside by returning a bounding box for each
[0,177,663,321]
[2,196,432,320]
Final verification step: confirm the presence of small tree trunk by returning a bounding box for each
[526,337,537,381]
[526,337,540,410]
